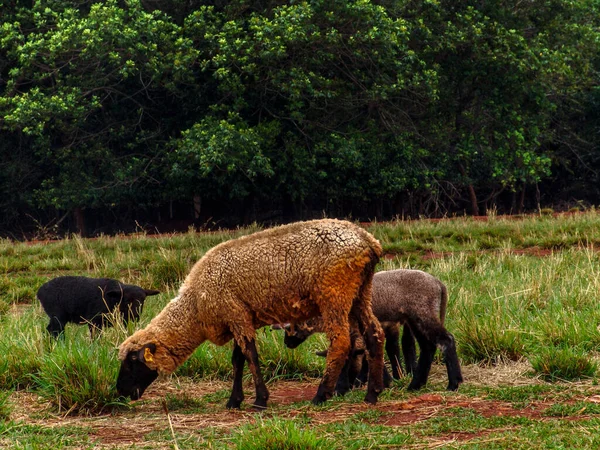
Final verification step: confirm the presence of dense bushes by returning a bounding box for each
[1,0,599,236]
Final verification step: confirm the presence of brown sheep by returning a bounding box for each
[117,219,385,409]
[281,269,463,392]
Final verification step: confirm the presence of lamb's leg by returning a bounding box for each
[354,357,392,388]
[226,342,246,409]
[401,325,417,375]
[334,358,353,396]
[355,355,369,386]
[439,331,463,391]
[384,322,403,379]
[406,318,442,391]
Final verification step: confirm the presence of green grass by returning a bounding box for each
[0,390,11,421]
[529,345,598,381]
[2,212,600,447]
[232,418,335,450]
[0,423,93,448]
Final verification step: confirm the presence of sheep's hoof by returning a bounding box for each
[407,380,425,391]
[333,383,350,397]
[225,398,243,409]
[311,393,329,405]
[312,384,332,405]
[446,384,459,391]
[252,397,268,410]
[363,392,378,405]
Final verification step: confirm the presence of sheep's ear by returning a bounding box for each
[144,289,160,296]
[104,287,123,303]
[139,343,157,363]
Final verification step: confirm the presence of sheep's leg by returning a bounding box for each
[384,322,403,379]
[401,325,417,375]
[351,269,385,404]
[314,317,351,404]
[226,343,246,409]
[362,319,385,404]
[335,324,361,395]
[239,337,269,409]
[46,316,65,338]
[334,358,352,396]
[439,332,463,391]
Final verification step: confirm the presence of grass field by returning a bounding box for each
[3,211,600,448]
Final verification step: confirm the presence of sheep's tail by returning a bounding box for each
[362,228,383,261]
[439,282,448,326]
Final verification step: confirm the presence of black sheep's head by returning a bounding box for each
[116,343,159,400]
[108,285,160,323]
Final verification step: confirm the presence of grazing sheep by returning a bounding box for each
[117,219,385,409]
[37,276,160,338]
[281,269,463,391]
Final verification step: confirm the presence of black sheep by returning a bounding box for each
[37,276,160,337]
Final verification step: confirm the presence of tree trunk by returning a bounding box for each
[193,195,202,219]
[517,185,526,214]
[458,163,479,216]
[73,207,86,237]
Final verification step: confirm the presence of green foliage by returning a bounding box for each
[1,0,599,229]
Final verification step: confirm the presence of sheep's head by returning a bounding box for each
[116,342,159,400]
[114,286,160,323]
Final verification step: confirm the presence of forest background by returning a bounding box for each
[1,0,599,237]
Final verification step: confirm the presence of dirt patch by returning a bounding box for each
[7,362,600,448]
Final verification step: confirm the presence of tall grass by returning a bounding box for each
[428,246,600,376]
[0,307,47,390]
[33,340,128,415]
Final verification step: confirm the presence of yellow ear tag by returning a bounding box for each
[144,347,154,362]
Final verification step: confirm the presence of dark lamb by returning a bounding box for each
[37,276,160,337]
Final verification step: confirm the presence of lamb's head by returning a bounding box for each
[116,330,175,400]
[277,318,322,349]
